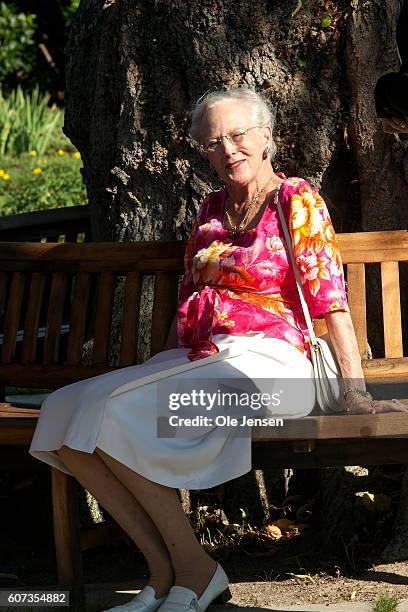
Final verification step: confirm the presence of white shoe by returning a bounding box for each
[102,585,167,611]
[157,564,231,611]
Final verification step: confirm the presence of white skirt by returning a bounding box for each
[29,334,316,490]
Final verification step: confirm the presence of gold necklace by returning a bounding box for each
[224,175,275,236]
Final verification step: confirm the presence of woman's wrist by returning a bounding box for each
[343,388,373,402]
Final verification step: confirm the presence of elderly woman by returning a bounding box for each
[29,87,407,612]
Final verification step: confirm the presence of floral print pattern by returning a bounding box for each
[177,177,349,361]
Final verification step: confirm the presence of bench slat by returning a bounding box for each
[346,263,367,358]
[0,363,115,387]
[1,272,25,363]
[362,357,408,381]
[381,261,403,358]
[252,412,408,440]
[338,230,408,262]
[93,272,115,365]
[44,273,68,364]
[151,271,179,356]
[0,271,7,317]
[2,404,408,440]
[0,403,40,417]
[66,273,91,366]
[21,273,46,363]
[119,273,142,366]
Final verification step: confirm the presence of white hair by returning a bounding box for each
[189,87,277,159]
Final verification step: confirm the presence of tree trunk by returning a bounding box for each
[382,468,408,561]
[64,0,355,245]
[345,0,408,358]
[316,0,408,559]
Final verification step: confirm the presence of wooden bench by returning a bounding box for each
[0,205,92,242]
[0,230,407,606]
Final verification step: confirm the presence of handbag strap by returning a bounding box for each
[274,183,319,348]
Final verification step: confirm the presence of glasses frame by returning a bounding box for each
[202,125,265,153]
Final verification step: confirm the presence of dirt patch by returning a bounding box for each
[2,531,408,609]
[1,470,407,609]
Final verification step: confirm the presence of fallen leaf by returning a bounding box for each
[264,524,282,540]
[264,519,307,541]
[287,572,316,584]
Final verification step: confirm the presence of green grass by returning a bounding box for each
[372,592,400,612]
[0,149,87,215]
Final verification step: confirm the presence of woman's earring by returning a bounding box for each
[262,146,269,160]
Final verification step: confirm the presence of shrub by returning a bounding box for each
[0,2,37,84]
[0,86,61,156]
[0,151,87,215]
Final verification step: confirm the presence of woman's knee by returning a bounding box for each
[57,445,90,459]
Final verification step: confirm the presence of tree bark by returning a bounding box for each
[345,0,408,358]
[382,468,408,561]
[64,0,354,245]
[346,0,408,560]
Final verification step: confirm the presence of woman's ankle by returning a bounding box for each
[148,570,174,598]
[174,557,218,597]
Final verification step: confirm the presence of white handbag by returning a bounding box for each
[274,184,347,414]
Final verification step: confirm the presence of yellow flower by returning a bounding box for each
[73,151,81,159]
[0,169,4,177]
[57,148,65,156]
[32,167,42,174]
[2,172,10,181]
[29,149,38,156]
[290,186,327,255]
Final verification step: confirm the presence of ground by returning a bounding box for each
[2,524,408,610]
[1,469,408,611]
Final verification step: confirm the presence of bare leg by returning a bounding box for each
[94,447,217,597]
[56,445,173,597]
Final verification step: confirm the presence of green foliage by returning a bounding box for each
[45,109,76,154]
[62,0,81,29]
[372,592,399,612]
[321,16,332,28]
[0,2,37,83]
[0,151,87,215]
[0,86,61,156]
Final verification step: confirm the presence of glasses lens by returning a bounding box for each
[206,140,219,151]
[230,131,246,144]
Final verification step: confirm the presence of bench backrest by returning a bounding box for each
[0,242,183,388]
[0,206,92,243]
[0,231,406,390]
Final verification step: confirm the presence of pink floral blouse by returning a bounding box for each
[177,177,349,361]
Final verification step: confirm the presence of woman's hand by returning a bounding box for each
[345,391,408,415]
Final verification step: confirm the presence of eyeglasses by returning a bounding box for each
[202,125,264,152]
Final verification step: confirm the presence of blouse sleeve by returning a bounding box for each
[286,178,350,319]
